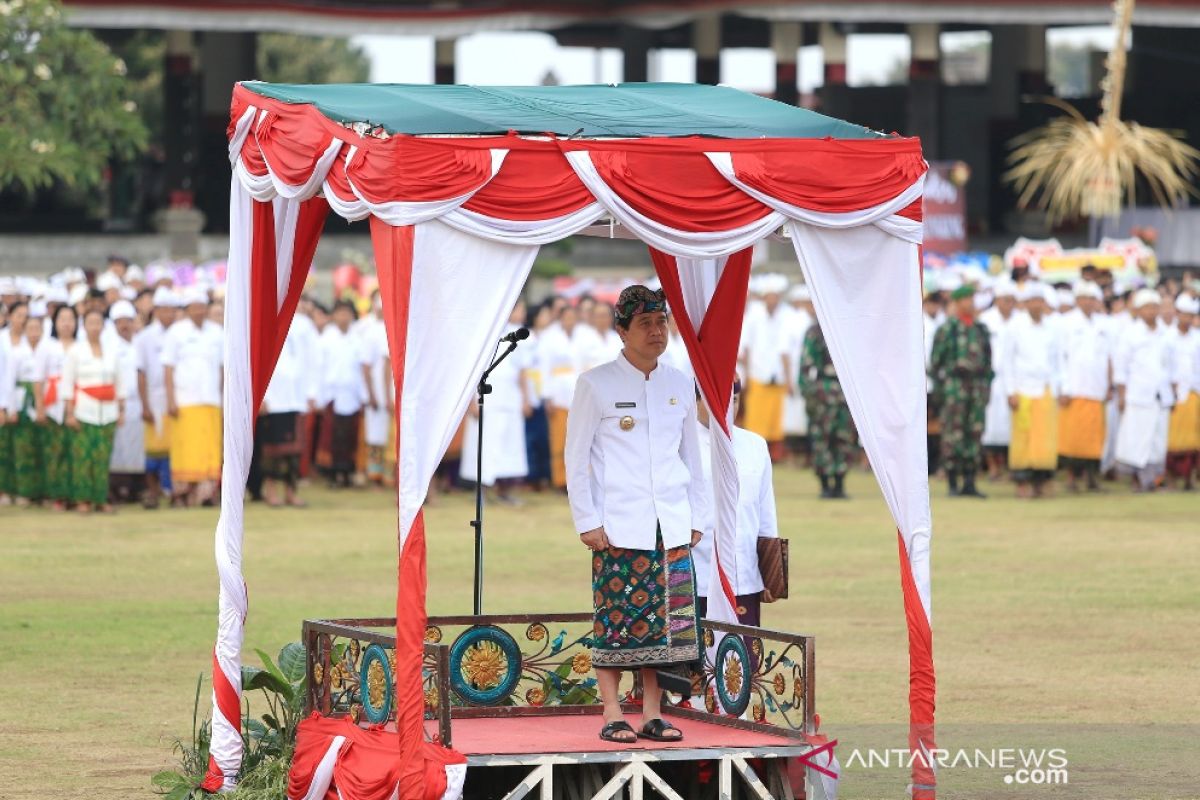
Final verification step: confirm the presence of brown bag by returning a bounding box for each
[757,538,789,603]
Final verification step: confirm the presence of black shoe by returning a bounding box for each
[959,471,987,498]
[947,470,960,496]
[819,474,833,499]
[832,474,849,499]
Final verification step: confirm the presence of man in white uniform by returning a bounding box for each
[739,274,796,459]
[136,287,178,508]
[566,285,708,745]
[161,288,224,506]
[693,381,778,627]
[541,304,584,489]
[1166,294,1200,489]
[1056,282,1113,492]
[1114,289,1175,491]
[782,284,814,465]
[108,300,146,501]
[979,280,1019,479]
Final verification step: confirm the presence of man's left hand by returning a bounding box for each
[690,529,702,547]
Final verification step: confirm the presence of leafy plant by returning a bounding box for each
[151,673,211,800]
[152,643,307,800]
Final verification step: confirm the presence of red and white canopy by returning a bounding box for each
[207,81,936,800]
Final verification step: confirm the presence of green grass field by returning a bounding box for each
[1,467,1197,799]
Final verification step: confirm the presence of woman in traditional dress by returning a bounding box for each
[6,313,46,506]
[0,300,29,506]
[38,305,77,510]
[62,308,126,514]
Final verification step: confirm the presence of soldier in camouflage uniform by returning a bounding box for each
[799,322,856,499]
[929,284,993,497]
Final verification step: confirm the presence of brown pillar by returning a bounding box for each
[907,23,941,155]
[820,22,847,86]
[622,26,651,83]
[693,14,721,86]
[771,21,802,105]
[435,38,456,85]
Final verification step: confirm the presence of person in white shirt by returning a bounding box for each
[461,300,532,503]
[693,381,779,627]
[541,303,584,490]
[575,302,624,372]
[1113,289,1175,492]
[258,315,320,506]
[37,305,77,509]
[62,308,127,514]
[1057,282,1113,492]
[923,288,946,475]
[739,276,797,459]
[162,288,224,506]
[782,284,814,466]
[5,312,46,506]
[566,285,708,745]
[0,300,29,506]
[979,281,1019,480]
[1003,283,1060,498]
[316,300,367,488]
[107,301,146,501]
[136,288,179,508]
[359,294,394,487]
[1165,294,1199,489]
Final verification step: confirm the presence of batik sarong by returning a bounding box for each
[42,420,72,501]
[591,530,701,670]
[69,422,116,505]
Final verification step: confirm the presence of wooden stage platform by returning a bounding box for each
[305,614,829,799]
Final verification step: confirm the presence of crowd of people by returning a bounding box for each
[2,256,1197,513]
[923,265,1200,497]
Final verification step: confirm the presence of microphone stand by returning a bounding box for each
[471,336,522,616]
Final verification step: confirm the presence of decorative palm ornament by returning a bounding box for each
[1005,0,1200,222]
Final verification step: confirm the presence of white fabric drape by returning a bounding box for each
[787,221,933,618]
[396,220,539,541]
[209,180,256,790]
[440,203,605,245]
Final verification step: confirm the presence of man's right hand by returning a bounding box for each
[580,527,609,552]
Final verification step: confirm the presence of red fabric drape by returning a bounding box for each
[898,531,936,798]
[370,218,426,800]
[256,109,339,187]
[288,716,466,800]
[582,148,773,232]
[349,139,495,204]
[728,141,927,213]
[248,196,330,411]
[462,147,594,220]
[649,245,753,611]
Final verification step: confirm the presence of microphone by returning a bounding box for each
[500,327,530,344]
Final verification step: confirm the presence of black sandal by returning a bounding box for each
[599,720,637,743]
[637,718,682,742]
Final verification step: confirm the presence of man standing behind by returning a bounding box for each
[162,288,224,506]
[1057,282,1113,492]
[739,275,796,461]
[979,281,1019,480]
[1114,289,1175,492]
[566,285,708,745]
[799,321,855,499]
[693,381,778,626]
[136,288,178,508]
[1166,295,1199,489]
[929,284,992,497]
[1003,284,1060,499]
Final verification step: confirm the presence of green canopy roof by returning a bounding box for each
[241,81,884,140]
